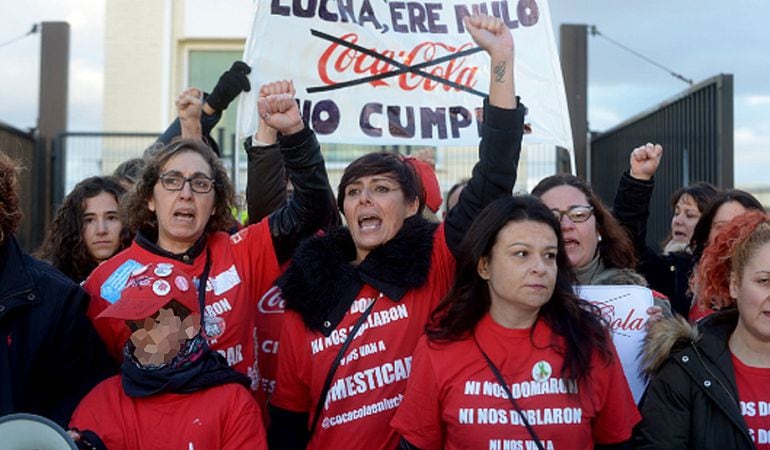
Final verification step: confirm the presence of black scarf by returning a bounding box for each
[121,334,250,398]
[277,215,438,335]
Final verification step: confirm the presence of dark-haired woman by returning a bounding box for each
[268,15,526,450]
[612,143,721,317]
[532,174,642,286]
[36,176,131,283]
[531,173,670,319]
[391,196,639,449]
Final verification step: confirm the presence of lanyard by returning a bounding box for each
[474,336,544,450]
[310,294,381,436]
[197,248,212,328]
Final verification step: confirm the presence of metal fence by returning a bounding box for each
[53,132,159,205]
[56,131,558,218]
[0,122,39,251]
[590,74,734,248]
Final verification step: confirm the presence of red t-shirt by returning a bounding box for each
[83,221,281,396]
[70,376,266,449]
[270,224,454,450]
[255,284,286,397]
[733,353,770,448]
[689,303,715,323]
[391,314,640,450]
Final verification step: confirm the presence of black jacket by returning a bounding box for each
[613,172,695,317]
[245,132,340,230]
[635,310,755,449]
[0,236,116,427]
[264,126,338,263]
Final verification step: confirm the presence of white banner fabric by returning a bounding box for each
[237,0,573,152]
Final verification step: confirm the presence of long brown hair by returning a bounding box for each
[427,196,612,384]
[531,174,637,270]
[36,176,131,282]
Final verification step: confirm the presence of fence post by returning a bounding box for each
[51,133,66,213]
[559,24,588,178]
[716,74,734,189]
[36,21,70,250]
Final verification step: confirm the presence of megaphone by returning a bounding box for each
[0,413,77,449]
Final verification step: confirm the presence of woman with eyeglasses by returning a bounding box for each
[82,86,335,405]
[531,174,671,315]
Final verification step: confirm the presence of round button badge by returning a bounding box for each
[152,279,171,296]
[154,263,174,277]
[175,275,190,292]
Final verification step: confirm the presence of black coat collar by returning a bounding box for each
[135,227,208,265]
[277,216,438,336]
[684,309,748,439]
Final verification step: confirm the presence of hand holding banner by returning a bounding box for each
[238,0,572,152]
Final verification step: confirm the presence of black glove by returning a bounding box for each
[205,61,252,112]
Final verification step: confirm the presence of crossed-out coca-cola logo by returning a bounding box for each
[592,300,615,324]
[591,300,645,334]
[318,33,479,93]
[258,285,286,314]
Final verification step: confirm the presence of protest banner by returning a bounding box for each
[577,285,653,404]
[237,0,573,156]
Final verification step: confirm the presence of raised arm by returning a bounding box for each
[176,87,204,140]
[445,15,525,255]
[612,144,683,299]
[157,61,252,155]
[613,143,663,257]
[257,81,336,263]
[245,82,289,224]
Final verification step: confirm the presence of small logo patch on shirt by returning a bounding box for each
[100,259,143,303]
[532,360,552,383]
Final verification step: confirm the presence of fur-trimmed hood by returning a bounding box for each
[639,314,698,378]
[277,215,438,336]
[640,309,739,378]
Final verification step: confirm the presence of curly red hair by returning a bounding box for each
[695,210,770,310]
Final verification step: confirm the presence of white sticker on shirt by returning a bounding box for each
[211,265,241,296]
[100,259,143,304]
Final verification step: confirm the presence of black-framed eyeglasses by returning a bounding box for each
[551,205,594,223]
[158,173,215,193]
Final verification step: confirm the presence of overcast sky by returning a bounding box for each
[1,0,768,185]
